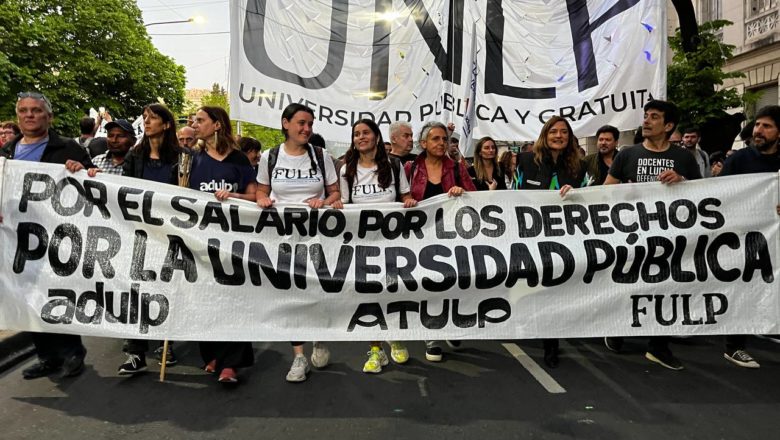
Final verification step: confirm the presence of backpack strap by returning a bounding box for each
[347,172,353,204]
[267,146,280,182]
[311,145,330,196]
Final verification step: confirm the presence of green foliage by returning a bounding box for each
[239,122,285,150]
[201,83,228,109]
[667,20,749,129]
[0,1,186,136]
[195,82,285,150]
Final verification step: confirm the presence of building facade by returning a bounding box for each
[671,1,780,113]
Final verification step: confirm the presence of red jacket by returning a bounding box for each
[404,152,476,201]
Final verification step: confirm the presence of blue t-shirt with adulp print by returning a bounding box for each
[188,149,255,194]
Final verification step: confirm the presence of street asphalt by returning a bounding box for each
[1,335,779,439]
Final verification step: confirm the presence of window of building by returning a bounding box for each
[747,0,778,20]
[698,0,722,23]
[748,84,780,117]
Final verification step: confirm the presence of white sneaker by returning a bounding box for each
[724,350,760,368]
[311,342,330,368]
[286,355,310,382]
[389,341,409,364]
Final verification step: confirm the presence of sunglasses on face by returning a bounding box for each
[17,91,52,109]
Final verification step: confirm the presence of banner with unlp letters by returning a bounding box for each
[229,0,667,143]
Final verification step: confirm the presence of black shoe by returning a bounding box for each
[62,354,85,377]
[118,354,148,375]
[543,348,559,369]
[154,345,178,366]
[445,340,462,349]
[604,337,623,353]
[425,346,443,362]
[645,350,684,371]
[22,361,62,380]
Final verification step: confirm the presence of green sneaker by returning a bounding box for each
[389,341,409,364]
[363,348,389,374]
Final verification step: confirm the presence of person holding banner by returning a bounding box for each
[1,91,93,379]
[718,104,780,369]
[189,106,257,383]
[256,103,342,382]
[469,136,507,191]
[604,100,700,371]
[514,115,586,368]
[119,104,182,374]
[404,121,476,362]
[340,119,416,373]
[64,104,183,375]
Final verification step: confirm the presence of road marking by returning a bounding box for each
[417,377,429,397]
[563,340,651,418]
[502,343,566,394]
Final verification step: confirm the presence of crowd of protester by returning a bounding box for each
[2,90,780,385]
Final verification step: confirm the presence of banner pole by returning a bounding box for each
[159,339,170,382]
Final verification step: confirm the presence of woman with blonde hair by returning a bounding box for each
[469,136,506,191]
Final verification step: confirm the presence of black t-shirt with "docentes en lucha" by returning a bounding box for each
[608,143,702,183]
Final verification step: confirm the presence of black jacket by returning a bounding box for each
[122,146,180,185]
[720,145,780,176]
[515,151,586,190]
[468,165,507,191]
[1,129,93,167]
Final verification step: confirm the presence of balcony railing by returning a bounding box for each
[745,1,778,43]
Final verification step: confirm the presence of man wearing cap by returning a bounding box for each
[0,91,93,379]
[84,119,136,175]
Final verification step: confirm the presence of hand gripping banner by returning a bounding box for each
[0,158,778,341]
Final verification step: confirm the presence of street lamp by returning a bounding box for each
[145,16,205,27]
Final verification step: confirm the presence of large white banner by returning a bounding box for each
[229,0,666,144]
[1,159,778,341]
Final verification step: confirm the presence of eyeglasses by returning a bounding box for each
[17,91,52,108]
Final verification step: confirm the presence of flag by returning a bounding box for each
[460,22,479,158]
